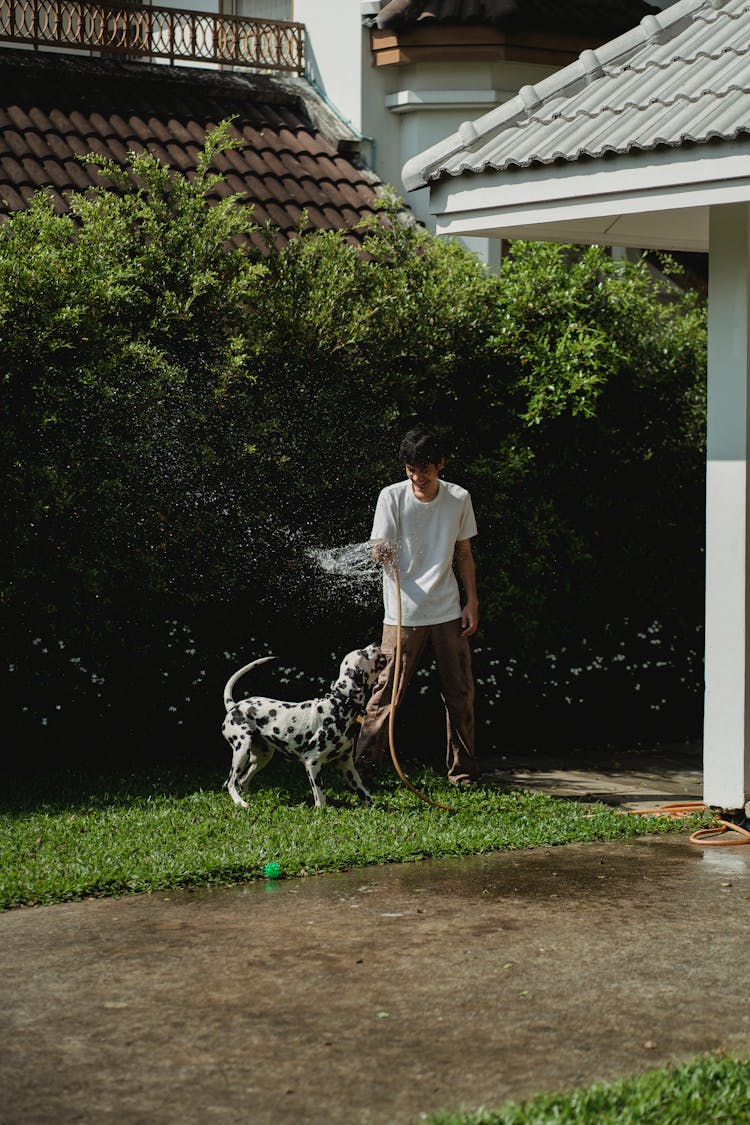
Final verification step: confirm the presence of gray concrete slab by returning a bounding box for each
[484,740,704,810]
[2,835,750,1125]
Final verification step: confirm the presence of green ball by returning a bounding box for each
[263,861,282,880]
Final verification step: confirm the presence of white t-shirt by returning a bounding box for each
[370,478,477,626]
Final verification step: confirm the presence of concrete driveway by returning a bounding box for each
[2,829,750,1125]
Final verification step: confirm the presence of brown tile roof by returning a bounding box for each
[375,0,658,35]
[0,48,382,253]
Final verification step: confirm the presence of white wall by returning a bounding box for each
[292,0,366,134]
[703,202,750,810]
[370,58,556,229]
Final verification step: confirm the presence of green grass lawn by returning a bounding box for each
[427,1052,750,1124]
[0,759,708,911]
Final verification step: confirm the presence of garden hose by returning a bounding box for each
[689,816,750,846]
[624,801,750,846]
[387,561,456,813]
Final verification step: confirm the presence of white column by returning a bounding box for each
[703,202,750,809]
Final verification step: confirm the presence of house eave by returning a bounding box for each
[427,140,750,252]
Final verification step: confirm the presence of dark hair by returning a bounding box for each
[399,428,446,466]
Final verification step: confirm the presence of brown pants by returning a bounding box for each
[355,619,477,783]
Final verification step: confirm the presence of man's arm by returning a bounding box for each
[455,538,479,637]
[370,488,397,564]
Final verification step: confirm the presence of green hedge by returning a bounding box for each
[0,126,707,766]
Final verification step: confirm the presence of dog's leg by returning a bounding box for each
[226,741,272,808]
[225,741,250,808]
[335,751,373,806]
[302,758,327,809]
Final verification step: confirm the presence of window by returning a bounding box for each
[232,1,292,19]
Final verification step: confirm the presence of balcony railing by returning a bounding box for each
[0,0,305,72]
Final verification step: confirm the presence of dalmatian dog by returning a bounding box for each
[222,643,385,809]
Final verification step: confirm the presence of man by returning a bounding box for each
[355,428,480,786]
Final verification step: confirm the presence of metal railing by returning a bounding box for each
[0,0,304,72]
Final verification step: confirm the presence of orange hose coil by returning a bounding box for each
[626,801,750,846]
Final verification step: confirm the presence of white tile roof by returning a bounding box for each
[402,0,750,190]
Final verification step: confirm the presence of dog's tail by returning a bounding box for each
[223,656,276,712]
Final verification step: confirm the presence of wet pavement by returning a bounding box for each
[3,831,750,1125]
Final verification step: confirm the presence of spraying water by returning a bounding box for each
[305,541,381,604]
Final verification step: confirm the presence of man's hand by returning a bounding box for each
[372,540,394,565]
[461,600,479,637]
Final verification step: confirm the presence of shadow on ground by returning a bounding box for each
[480,739,703,810]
